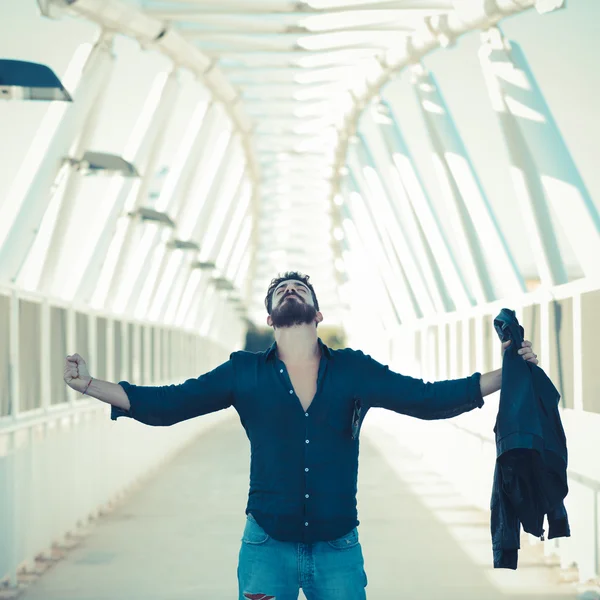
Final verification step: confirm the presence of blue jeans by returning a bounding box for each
[238,514,368,600]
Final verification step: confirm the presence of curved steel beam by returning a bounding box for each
[330,0,536,280]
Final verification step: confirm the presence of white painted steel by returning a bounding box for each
[366,276,600,584]
[0,284,240,587]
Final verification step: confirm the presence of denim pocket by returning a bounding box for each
[327,527,359,549]
[242,514,270,545]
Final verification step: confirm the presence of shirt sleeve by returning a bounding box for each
[110,359,235,426]
[356,351,484,420]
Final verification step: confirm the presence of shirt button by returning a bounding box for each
[305,468,309,472]
[280,369,284,373]
[305,494,310,498]
[305,439,309,444]
[289,390,293,394]
[305,413,309,417]
[305,522,309,527]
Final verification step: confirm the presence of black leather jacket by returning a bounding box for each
[491,308,570,569]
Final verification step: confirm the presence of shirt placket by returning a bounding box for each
[275,355,328,542]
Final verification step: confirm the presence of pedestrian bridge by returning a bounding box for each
[1,1,600,598]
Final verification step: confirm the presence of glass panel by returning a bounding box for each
[582,290,600,413]
[0,8,96,220]
[75,312,90,402]
[171,331,178,381]
[444,323,451,379]
[149,327,155,383]
[549,299,574,409]
[113,321,122,382]
[427,326,438,381]
[414,330,421,376]
[50,306,68,405]
[96,317,107,381]
[469,318,477,374]
[127,323,135,382]
[19,299,42,412]
[139,326,146,385]
[76,312,89,400]
[482,315,493,374]
[0,294,10,416]
[456,324,463,377]
[162,329,170,382]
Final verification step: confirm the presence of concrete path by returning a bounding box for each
[19,415,577,600]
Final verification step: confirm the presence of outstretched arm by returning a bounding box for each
[356,351,484,420]
[111,360,235,426]
[64,352,235,427]
[355,339,538,419]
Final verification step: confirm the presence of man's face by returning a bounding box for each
[268,279,321,328]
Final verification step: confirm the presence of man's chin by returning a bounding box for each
[271,315,315,328]
[271,305,317,328]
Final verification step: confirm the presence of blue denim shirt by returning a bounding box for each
[112,339,484,543]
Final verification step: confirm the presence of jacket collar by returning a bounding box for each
[265,337,331,361]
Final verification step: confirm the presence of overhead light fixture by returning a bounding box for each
[129,207,175,228]
[36,0,75,18]
[0,59,72,101]
[191,260,217,271]
[65,151,140,177]
[335,258,346,273]
[226,291,243,304]
[166,239,200,251]
[211,277,235,291]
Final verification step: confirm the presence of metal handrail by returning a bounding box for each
[447,421,600,491]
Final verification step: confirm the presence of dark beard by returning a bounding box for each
[270,296,317,328]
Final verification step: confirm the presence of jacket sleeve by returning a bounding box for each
[491,462,521,569]
[110,359,235,426]
[356,351,484,419]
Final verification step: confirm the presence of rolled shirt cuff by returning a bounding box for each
[110,381,134,421]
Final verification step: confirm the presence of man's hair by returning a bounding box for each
[265,271,320,314]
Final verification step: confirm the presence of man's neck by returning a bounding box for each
[274,325,320,364]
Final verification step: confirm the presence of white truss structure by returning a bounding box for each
[0,0,560,330]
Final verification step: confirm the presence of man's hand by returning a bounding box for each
[502,340,538,365]
[64,353,92,393]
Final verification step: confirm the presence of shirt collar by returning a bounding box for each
[265,337,331,361]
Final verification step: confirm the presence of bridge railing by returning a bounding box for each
[0,284,237,587]
[371,276,600,584]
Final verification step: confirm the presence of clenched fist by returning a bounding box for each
[64,353,92,394]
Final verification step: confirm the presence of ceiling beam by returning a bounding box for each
[142,1,454,17]
[190,38,391,54]
[178,22,414,36]
[216,47,381,67]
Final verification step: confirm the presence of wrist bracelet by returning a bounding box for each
[82,378,93,396]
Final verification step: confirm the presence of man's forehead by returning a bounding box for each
[274,279,309,291]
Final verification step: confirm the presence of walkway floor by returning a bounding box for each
[19,415,578,600]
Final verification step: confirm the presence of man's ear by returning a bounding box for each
[315,311,323,325]
[267,314,273,327]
